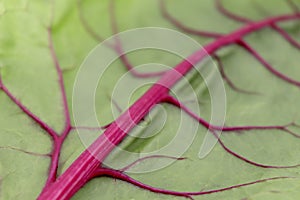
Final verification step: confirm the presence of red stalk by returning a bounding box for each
[38,12,300,200]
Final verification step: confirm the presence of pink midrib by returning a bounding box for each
[38,13,300,200]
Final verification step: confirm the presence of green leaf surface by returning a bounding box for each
[0,0,300,199]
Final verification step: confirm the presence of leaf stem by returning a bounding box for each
[38,11,300,200]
